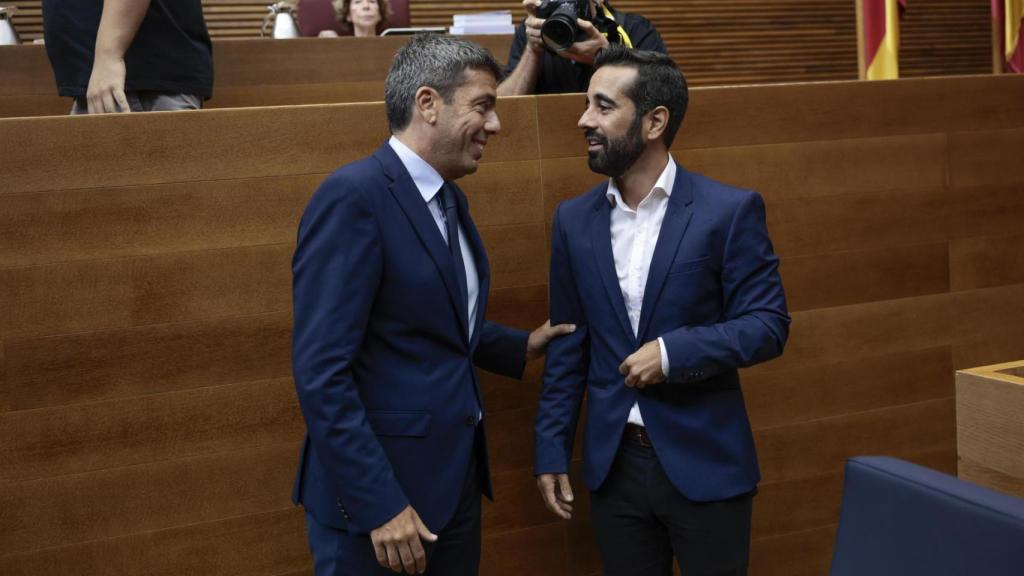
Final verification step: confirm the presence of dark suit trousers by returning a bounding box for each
[590,434,754,576]
[305,436,483,576]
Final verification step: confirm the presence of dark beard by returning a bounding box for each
[586,114,646,177]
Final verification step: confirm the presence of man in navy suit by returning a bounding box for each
[534,46,790,575]
[291,34,573,576]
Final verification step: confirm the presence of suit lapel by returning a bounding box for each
[591,192,638,348]
[375,144,470,343]
[636,165,695,341]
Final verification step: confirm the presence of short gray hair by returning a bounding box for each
[384,34,502,133]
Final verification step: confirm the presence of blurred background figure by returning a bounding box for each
[42,0,213,114]
[319,0,392,37]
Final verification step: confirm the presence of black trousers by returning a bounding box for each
[305,444,482,576]
[590,434,754,576]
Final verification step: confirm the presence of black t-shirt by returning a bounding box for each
[42,0,214,98]
[503,9,667,95]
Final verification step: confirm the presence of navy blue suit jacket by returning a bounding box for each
[535,162,790,502]
[291,143,529,534]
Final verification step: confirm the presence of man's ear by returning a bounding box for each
[414,86,441,126]
[645,106,669,143]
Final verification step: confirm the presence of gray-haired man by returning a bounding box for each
[291,34,573,576]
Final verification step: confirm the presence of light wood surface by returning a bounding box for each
[956,360,1024,498]
[1,74,1024,575]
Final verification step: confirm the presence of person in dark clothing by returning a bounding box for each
[498,0,666,95]
[42,0,213,114]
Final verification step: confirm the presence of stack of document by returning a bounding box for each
[449,11,515,35]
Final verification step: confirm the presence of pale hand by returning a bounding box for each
[559,18,610,65]
[619,339,666,389]
[370,505,438,574]
[86,52,130,114]
[536,473,575,519]
[526,319,577,362]
[521,0,545,54]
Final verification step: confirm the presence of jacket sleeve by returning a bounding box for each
[660,191,790,384]
[534,203,589,475]
[474,321,529,379]
[291,179,409,532]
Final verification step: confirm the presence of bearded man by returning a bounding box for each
[533,45,790,576]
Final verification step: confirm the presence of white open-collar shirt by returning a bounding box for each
[606,154,675,427]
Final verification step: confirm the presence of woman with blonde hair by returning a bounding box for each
[333,0,391,36]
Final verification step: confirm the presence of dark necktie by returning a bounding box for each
[440,183,469,322]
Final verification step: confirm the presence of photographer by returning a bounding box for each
[498,0,666,95]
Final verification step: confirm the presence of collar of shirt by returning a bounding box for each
[389,136,445,203]
[606,153,676,212]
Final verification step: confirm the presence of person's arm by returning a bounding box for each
[619,192,790,389]
[534,204,589,519]
[87,0,150,113]
[629,15,668,54]
[292,178,436,573]
[498,1,546,96]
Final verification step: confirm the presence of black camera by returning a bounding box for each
[535,0,593,52]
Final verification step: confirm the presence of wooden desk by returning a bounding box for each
[957,361,1024,498]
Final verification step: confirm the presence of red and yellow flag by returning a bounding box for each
[863,0,907,79]
[994,0,1024,73]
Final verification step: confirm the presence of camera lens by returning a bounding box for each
[541,13,576,51]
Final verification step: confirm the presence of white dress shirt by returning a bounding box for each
[607,155,675,427]
[389,137,479,339]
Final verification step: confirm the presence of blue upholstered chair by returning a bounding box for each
[830,456,1024,575]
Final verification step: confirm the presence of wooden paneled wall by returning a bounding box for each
[0,36,513,118]
[5,0,991,85]
[2,74,1024,576]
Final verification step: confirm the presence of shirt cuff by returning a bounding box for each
[658,337,670,377]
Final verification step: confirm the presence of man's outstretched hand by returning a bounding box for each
[526,319,577,361]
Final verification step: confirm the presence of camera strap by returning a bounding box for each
[595,4,633,48]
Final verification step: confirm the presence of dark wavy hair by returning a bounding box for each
[333,0,392,35]
[593,44,689,148]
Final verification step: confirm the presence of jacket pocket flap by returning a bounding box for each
[367,410,432,437]
[668,256,710,275]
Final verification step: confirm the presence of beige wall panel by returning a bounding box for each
[749,525,837,576]
[951,284,1024,369]
[540,157,608,221]
[535,76,1024,157]
[680,134,948,203]
[4,312,292,411]
[952,184,1024,240]
[755,398,955,483]
[1,106,385,195]
[207,82,386,108]
[478,224,549,289]
[950,233,1024,292]
[462,161,545,227]
[0,509,308,576]
[766,293,954,372]
[482,466,555,535]
[0,176,315,269]
[768,189,954,258]
[948,128,1024,188]
[1,378,302,482]
[0,443,298,555]
[780,242,949,312]
[1,246,292,340]
[744,346,954,431]
[481,522,568,576]
[484,284,548,330]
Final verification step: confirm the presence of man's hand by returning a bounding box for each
[559,18,610,65]
[521,0,546,54]
[526,319,577,362]
[369,505,438,574]
[536,473,574,519]
[619,339,666,389]
[86,52,130,114]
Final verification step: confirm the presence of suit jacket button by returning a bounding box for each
[465,415,477,427]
